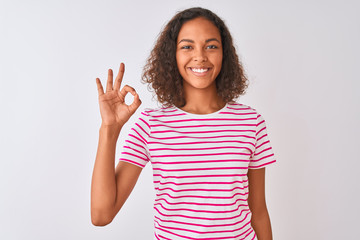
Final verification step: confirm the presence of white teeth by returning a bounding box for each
[191,68,209,73]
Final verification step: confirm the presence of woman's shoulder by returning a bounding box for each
[140,104,177,118]
[227,101,260,115]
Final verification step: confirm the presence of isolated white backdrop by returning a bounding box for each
[0,0,359,239]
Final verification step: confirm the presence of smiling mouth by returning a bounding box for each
[189,67,210,73]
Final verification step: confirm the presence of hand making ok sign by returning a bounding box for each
[95,63,142,127]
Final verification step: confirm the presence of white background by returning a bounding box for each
[1,0,359,239]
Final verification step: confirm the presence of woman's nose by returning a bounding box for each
[193,48,207,62]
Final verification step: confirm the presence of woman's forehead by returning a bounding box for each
[177,17,221,42]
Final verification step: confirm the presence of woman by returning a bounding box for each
[91,7,276,240]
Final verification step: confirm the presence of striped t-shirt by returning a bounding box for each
[119,101,276,240]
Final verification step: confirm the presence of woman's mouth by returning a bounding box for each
[189,67,211,76]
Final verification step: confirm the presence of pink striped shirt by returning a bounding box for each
[119,101,276,240]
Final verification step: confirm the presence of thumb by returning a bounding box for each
[128,91,142,114]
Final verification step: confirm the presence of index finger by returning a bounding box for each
[114,63,125,91]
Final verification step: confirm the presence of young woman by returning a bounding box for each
[91,7,276,240]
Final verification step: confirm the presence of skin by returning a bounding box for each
[91,17,273,240]
[248,168,273,239]
[176,17,226,114]
[91,63,143,226]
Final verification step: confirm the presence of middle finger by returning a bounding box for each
[114,63,125,92]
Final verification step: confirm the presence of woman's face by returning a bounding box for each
[176,17,223,91]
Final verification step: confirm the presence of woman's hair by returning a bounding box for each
[142,7,248,108]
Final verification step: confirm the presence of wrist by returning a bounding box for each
[99,123,122,140]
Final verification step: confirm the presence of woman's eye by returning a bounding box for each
[181,45,192,49]
[207,45,218,49]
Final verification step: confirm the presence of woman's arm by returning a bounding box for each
[91,124,143,226]
[247,168,273,240]
[91,63,142,226]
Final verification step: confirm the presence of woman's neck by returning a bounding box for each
[180,85,226,115]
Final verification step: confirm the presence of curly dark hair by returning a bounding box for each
[141,7,248,108]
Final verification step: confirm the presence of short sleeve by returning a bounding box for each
[118,111,151,169]
[249,113,276,169]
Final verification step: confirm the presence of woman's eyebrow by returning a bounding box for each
[205,38,220,43]
[178,38,221,44]
[178,39,194,44]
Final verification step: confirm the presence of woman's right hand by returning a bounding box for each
[95,63,141,128]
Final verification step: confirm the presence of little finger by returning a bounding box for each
[96,78,104,96]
